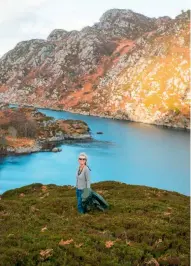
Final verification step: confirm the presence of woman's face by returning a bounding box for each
[78,157,86,166]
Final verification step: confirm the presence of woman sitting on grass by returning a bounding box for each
[76,152,91,214]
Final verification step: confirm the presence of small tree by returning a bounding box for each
[8,126,17,138]
[0,135,7,154]
[10,111,37,138]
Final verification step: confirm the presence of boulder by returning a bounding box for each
[52,147,62,152]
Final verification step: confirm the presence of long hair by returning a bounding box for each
[85,162,91,171]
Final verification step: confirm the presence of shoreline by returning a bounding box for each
[8,102,190,132]
[0,137,92,157]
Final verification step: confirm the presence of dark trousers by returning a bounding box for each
[76,188,84,213]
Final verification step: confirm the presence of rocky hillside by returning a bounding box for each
[0,181,189,265]
[0,105,91,154]
[0,9,190,129]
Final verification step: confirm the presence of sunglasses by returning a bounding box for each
[79,158,86,161]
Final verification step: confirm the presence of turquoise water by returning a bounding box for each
[0,108,190,195]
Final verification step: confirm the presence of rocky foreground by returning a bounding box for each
[0,104,91,155]
[0,9,190,129]
[0,181,189,266]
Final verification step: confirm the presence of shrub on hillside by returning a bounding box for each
[8,111,37,138]
[0,135,7,154]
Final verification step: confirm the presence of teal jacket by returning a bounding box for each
[82,188,109,212]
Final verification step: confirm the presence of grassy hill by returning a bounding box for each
[0,181,190,266]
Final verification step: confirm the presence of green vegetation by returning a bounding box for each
[76,84,83,89]
[92,84,98,89]
[0,181,189,266]
[37,115,54,122]
[173,108,181,115]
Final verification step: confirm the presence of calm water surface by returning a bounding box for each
[0,108,190,195]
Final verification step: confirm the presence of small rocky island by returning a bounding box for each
[0,104,91,155]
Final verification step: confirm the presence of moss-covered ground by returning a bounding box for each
[0,181,190,266]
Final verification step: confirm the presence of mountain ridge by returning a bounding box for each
[0,9,190,129]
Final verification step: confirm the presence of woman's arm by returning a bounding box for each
[84,167,91,188]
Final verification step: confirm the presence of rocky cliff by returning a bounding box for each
[0,9,190,129]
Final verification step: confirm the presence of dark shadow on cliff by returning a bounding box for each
[153,110,190,131]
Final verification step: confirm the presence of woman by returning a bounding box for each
[76,152,91,214]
